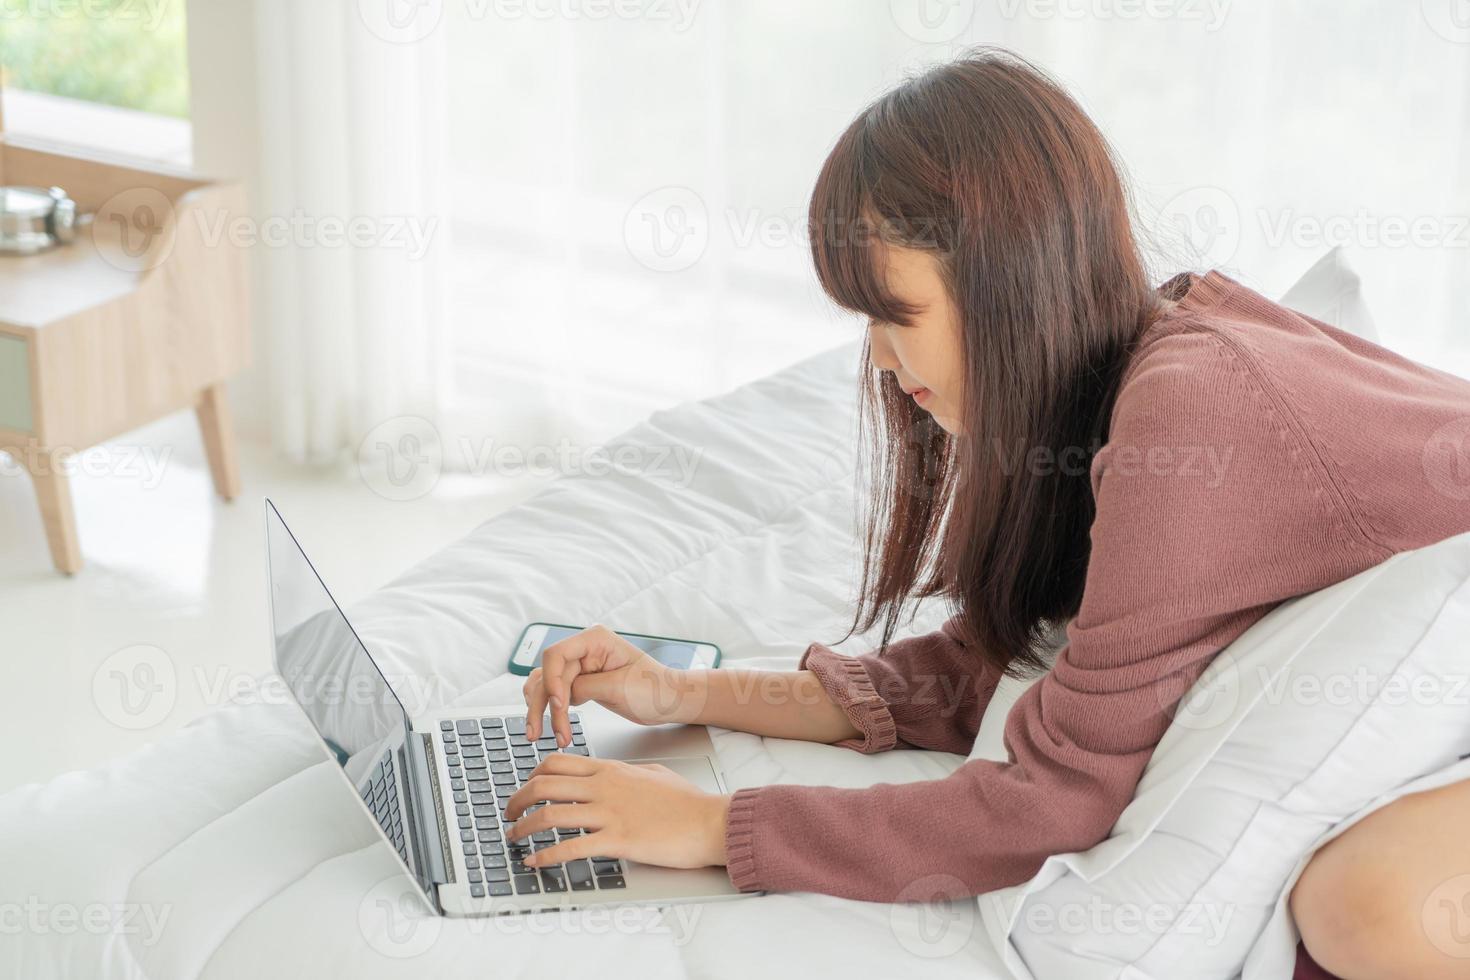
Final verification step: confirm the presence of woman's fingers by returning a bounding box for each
[505,802,606,841]
[522,668,547,740]
[522,830,615,869]
[502,755,606,819]
[536,629,601,743]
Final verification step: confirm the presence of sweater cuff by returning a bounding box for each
[798,642,898,754]
[723,786,764,892]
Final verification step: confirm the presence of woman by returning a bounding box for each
[502,48,1470,978]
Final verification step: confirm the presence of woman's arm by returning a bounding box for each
[664,667,865,744]
[527,619,1000,756]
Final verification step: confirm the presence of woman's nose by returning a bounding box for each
[867,323,900,372]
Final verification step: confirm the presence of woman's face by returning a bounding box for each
[867,245,966,434]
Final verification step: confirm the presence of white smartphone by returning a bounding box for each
[508,622,722,676]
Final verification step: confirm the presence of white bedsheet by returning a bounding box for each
[0,344,1011,979]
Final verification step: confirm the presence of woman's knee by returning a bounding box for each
[1292,782,1470,980]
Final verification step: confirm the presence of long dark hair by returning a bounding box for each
[811,47,1168,677]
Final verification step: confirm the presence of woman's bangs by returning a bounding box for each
[808,128,919,328]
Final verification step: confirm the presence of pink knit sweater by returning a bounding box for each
[723,269,1470,900]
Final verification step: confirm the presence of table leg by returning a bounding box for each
[195,383,241,501]
[27,460,83,575]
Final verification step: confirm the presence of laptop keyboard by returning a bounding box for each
[440,712,627,899]
[361,751,410,866]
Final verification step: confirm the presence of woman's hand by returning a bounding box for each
[523,625,703,745]
[503,753,729,869]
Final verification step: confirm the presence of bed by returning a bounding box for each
[7,253,1466,979]
[0,341,1014,979]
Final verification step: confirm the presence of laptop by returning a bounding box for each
[264,499,750,917]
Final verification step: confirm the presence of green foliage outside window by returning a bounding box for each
[0,0,189,118]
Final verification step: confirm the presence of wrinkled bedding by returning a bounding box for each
[0,344,1007,979]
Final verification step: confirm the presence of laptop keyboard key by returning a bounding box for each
[566,860,595,891]
[513,873,540,894]
[456,720,478,735]
[598,875,626,890]
[488,881,513,896]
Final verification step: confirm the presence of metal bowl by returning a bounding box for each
[0,186,78,255]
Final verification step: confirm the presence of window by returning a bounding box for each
[0,0,191,164]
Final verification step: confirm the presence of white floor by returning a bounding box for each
[0,411,547,795]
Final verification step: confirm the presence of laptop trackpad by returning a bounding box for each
[622,756,721,794]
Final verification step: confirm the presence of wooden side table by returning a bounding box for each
[0,133,250,573]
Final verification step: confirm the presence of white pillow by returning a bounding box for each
[979,530,1470,979]
[1279,246,1380,342]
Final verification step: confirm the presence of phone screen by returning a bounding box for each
[533,625,701,670]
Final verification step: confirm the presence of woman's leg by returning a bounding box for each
[1291,777,1470,979]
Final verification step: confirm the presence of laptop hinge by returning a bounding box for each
[404,733,452,886]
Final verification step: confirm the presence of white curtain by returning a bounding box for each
[252,0,449,464]
[233,1,1470,464]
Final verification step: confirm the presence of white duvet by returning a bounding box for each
[0,344,1004,979]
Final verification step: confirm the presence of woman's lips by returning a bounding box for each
[910,387,931,405]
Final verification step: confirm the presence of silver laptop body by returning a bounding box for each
[264,499,750,917]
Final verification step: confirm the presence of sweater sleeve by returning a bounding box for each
[724,325,1405,900]
[797,616,1002,756]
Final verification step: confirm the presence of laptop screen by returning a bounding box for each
[264,499,435,905]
